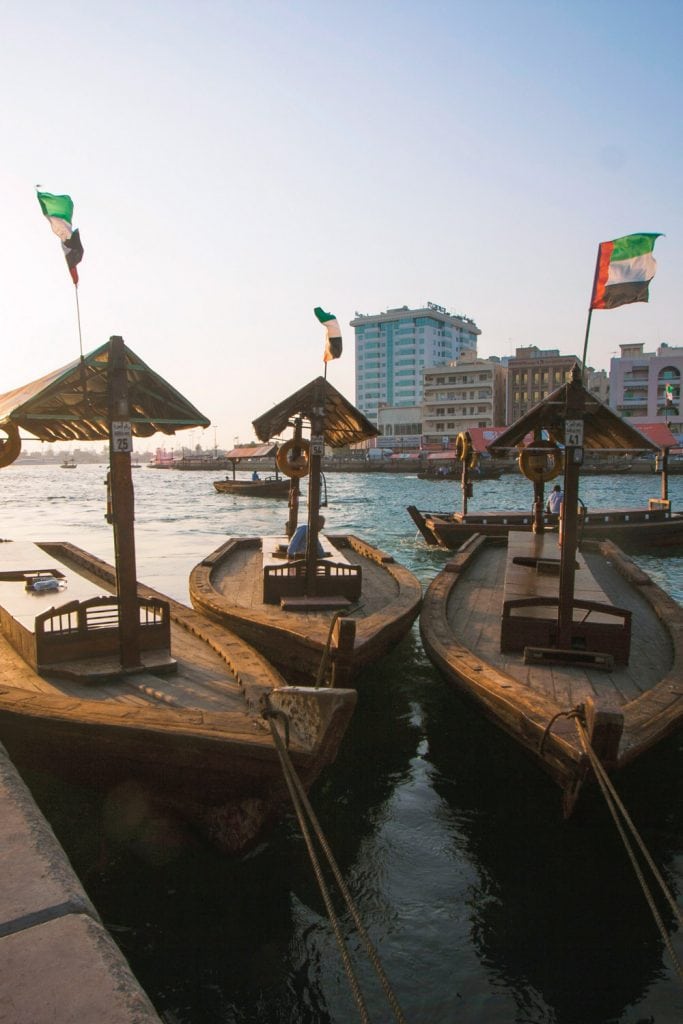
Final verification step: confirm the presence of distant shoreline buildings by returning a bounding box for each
[350,302,682,450]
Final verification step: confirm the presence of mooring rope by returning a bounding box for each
[265,707,407,1024]
[314,603,363,688]
[573,717,683,981]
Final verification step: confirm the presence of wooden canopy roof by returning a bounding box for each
[226,444,278,460]
[487,367,659,454]
[252,376,380,449]
[0,337,210,442]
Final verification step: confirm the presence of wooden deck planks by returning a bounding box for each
[444,542,672,711]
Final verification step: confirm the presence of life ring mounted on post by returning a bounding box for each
[454,431,478,470]
[276,438,310,478]
[518,439,564,483]
[0,421,21,469]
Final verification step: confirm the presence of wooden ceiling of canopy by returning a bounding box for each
[0,338,209,442]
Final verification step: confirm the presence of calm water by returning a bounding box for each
[3,463,682,1024]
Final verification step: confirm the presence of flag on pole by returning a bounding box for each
[590,232,661,310]
[314,307,343,362]
[665,384,675,406]
[37,191,84,285]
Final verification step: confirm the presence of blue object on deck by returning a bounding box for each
[287,525,324,558]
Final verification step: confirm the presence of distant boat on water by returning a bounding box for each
[60,458,77,469]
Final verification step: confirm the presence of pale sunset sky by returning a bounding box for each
[2,1,681,449]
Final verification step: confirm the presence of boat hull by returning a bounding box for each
[213,478,290,498]
[419,533,683,811]
[0,541,357,853]
[408,505,683,552]
[189,534,422,685]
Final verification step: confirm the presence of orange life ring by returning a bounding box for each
[0,421,21,469]
[518,439,564,483]
[276,438,310,478]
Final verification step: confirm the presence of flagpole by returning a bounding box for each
[580,307,593,383]
[74,283,84,358]
[581,244,601,380]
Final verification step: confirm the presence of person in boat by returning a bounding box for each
[251,470,260,481]
[287,516,326,558]
[546,484,563,515]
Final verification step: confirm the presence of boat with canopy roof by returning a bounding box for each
[419,366,683,815]
[0,338,356,853]
[190,376,423,686]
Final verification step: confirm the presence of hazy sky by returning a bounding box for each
[3,1,681,450]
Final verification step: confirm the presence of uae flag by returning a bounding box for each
[37,191,84,285]
[590,232,661,310]
[314,306,343,362]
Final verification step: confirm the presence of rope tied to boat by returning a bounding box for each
[315,603,363,688]
[264,702,407,1024]
[538,703,585,756]
[572,716,683,982]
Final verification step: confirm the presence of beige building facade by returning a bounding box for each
[422,353,507,443]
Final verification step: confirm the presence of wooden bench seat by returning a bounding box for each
[500,533,631,663]
[0,541,170,673]
[261,536,361,606]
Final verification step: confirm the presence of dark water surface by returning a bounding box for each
[3,464,682,1023]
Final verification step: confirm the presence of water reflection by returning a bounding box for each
[426,687,683,1023]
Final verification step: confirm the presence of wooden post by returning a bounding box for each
[661,447,669,502]
[557,371,583,650]
[306,393,325,594]
[286,418,303,540]
[107,336,142,669]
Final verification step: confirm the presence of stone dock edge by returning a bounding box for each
[1,741,162,1024]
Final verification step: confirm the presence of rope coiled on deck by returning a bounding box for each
[264,703,407,1024]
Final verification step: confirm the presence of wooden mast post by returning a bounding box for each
[557,368,584,650]
[107,335,142,670]
[285,417,303,540]
[305,389,325,594]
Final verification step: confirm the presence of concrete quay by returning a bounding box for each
[0,743,161,1024]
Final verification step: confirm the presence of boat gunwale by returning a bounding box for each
[420,533,683,784]
[189,533,422,673]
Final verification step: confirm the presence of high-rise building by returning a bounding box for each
[609,342,682,434]
[351,302,480,424]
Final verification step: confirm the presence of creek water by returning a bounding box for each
[2,462,682,1024]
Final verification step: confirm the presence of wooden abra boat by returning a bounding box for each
[408,501,683,551]
[419,369,683,813]
[0,338,356,853]
[0,540,356,853]
[213,443,290,498]
[191,376,422,685]
[408,421,683,552]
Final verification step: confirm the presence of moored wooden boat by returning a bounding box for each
[420,532,683,814]
[190,532,422,684]
[419,368,683,813]
[192,375,422,685]
[408,420,683,552]
[408,502,683,551]
[0,540,356,853]
[0,337,356,853]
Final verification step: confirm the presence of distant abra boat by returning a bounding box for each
[60,458,77,469]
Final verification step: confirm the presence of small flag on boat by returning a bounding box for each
[314,307,343,362]
[590,232,661,310]
[36,190,84,285]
